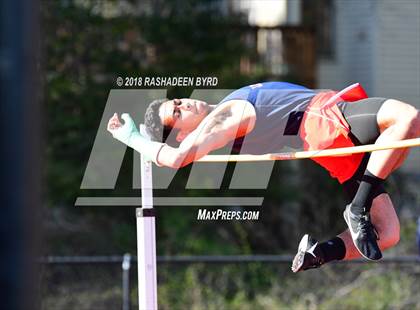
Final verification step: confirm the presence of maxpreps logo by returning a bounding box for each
[75,88,297,207]
[197,209,260,221]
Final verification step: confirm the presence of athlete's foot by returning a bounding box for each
[291,234,325,273]
[343,204,382,260]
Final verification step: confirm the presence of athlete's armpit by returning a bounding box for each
[204,110,233,134]
[189,100,255,149]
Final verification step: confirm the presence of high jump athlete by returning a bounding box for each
[107,82,420,272]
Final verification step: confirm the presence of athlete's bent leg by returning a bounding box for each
[345,99,418,259]
[339,193,400,260]
[294,99,414,270]
[367,99,420,178]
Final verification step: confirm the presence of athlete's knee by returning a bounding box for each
[379,211,400,249]
[379,99,420,136]
[393,101,419,136]
[382,222,400,248]
[371,194,400,248]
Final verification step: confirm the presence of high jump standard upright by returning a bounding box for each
[137,125,158,310]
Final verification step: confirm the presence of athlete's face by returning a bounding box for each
[159,98,210,140]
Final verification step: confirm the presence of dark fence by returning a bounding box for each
[40,254,420,264]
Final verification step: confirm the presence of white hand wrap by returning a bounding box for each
[111,113,164,165]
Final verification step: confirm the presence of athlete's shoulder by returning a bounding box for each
[217,99,255,114]
[219,81,311,105]
[246,81,309,90]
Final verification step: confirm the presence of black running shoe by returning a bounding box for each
[343,204,382,261]
[291,234,325,273]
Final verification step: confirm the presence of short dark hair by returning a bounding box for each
[144,98,175,143]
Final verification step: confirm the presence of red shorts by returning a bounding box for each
[300,84,369,183]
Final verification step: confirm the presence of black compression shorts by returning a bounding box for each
[337,97,388,145]
[337,97,388,201]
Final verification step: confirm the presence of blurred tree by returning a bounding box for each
[43,0,252,206]
[43,0,261,254]
[43,0,345,255]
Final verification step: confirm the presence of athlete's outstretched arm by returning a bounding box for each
[157,100,256,168]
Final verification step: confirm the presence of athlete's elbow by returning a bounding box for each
[168,153,191,169]
[163,156,182,169]
[170,159,186,169]
[157,146,189,169]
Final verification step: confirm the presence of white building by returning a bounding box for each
[317,0,420,172]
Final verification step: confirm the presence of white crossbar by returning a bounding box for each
[197,138,420,162]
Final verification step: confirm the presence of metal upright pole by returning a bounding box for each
[0,0,40,308]
[137,125,158,310]
[122,253,132,310]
